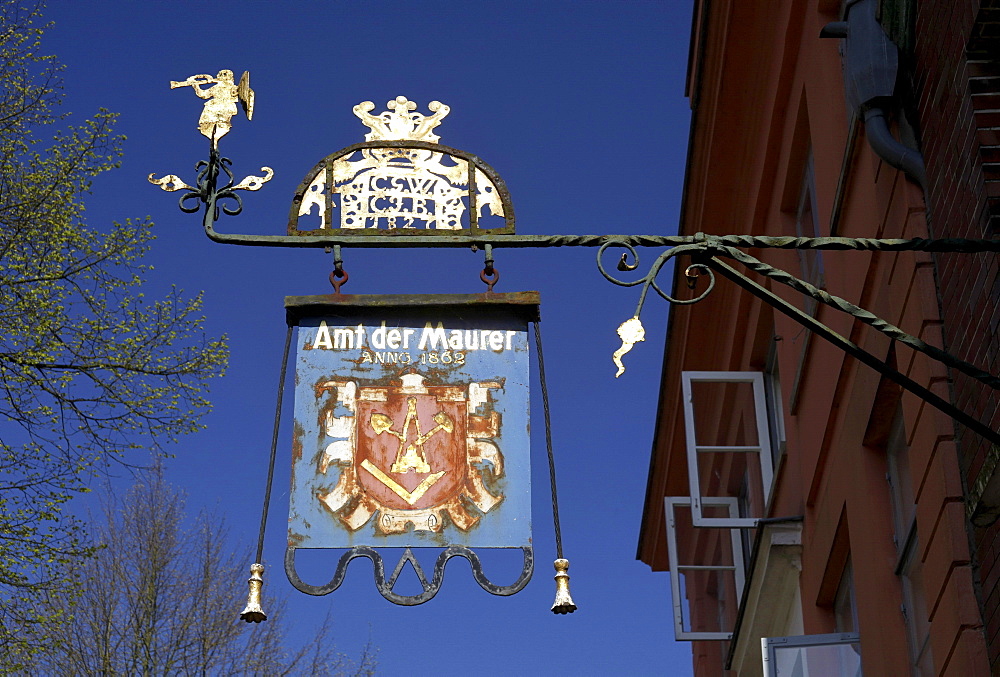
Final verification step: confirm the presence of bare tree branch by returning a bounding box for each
[0,2,228,664]
[18,468,378,676]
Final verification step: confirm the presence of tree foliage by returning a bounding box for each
[21,468,376,675]
[0,2,227,658]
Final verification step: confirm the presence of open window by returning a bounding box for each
[762,632,862,676]
[682,372,775,527]
[664,496,746,640]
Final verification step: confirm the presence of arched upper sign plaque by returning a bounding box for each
[288,97,515,236]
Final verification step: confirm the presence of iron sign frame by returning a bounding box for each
[283,292,538,605]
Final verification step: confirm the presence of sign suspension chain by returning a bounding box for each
[534,319,577,613]
[240,324,294,623]
[481,246,576,613]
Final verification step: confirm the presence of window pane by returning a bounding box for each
[668,501,743,637]
[795,153,824,316]
[690,380,761,447]
[681,372,774,526]
[773,642,862,677]
[678,567,740,635]
[765,343,787,470]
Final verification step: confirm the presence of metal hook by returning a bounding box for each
[330,269,349,293]
[330,245,348,293]
[481,243,499,292]
[480,267,500,292]
[483,244,494,276]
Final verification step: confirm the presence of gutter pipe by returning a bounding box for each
[821,0,926,191]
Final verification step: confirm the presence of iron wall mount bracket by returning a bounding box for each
[162,147,1000,505]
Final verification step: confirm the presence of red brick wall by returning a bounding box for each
[912,0,1000,667]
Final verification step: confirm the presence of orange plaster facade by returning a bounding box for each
[638,0,993,674]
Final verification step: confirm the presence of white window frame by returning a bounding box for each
[664,496,746,641]
[682,371,775,527]
[762,632,862,676]
[764,342,787,473]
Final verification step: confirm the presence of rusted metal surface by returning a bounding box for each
[288,97,514,235]
[480,267,500,292]
[288,140,515,236]
[286,294,535,549]
[284,292,541,325]
[202,224,1000,249]
[328,269,348,294]
[284,293,537,603]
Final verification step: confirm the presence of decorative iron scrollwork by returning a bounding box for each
[149,69,272,232]
[284,545,533,606]
[149,148,272,221]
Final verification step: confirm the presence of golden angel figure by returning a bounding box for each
[170,70,254,147]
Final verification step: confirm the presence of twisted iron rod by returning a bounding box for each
[533,321,565,560]
[255,325,292,563]
[716,246,1000,391]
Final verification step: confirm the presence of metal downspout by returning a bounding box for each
[821,0,926,190]
[863,106,927,190]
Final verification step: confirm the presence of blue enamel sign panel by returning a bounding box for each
[287,293,537,549]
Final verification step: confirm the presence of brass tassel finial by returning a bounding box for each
[240,563,267,623]
[550,558,577,614]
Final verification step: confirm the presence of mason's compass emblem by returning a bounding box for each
[362,396,451,503]
[375,397,452,474]
[312,373,505,534]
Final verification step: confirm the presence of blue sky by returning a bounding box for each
[47,1,695,674]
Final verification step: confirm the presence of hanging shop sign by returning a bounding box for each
[153,68,1000,628]
[283,292,538,604]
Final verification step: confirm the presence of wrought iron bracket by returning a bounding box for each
[149,144,272,223]
[284,545,533,606]
[707,257,1000,447]
[161,147,1000,446]
[593,236,1000,447]
[150,90,1000,606]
